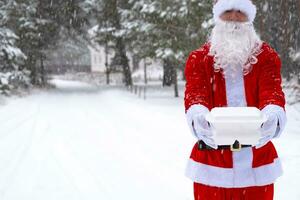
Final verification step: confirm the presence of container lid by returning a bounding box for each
[206,107,267,122]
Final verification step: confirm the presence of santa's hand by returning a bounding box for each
[256,113,278,148]
[193,117,217,149]
[186,105,217,149]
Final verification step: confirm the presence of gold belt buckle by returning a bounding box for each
[230,140,242,152]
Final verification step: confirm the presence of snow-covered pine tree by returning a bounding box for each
[5,0,60,86]
[125,0,157,64]
[0,0,28,95]
[129,0,212,97]
[91,0,133,87]
[254,0,300,81]
[182,0,213,76]
[6,0,89,86]
[135,0,188,91]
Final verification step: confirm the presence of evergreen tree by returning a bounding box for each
[8,0,59,85]
[5,0,89,86]
[254,0,300,81]
[0,0,27,94]
[92,0,133,86]
[129,0,212,96]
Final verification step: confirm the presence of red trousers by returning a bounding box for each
[194,183,274,200]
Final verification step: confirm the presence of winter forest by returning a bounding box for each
[0,0,299,96]
[0,0,300,199]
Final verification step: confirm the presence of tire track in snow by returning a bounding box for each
[42,90,114,200]
[0,110,40,140]
[0,97,42,199]
[79,89,190,200]
[0,94,42,124]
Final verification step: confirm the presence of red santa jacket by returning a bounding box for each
[184,42,286,188]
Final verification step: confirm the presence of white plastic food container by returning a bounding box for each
[205,107,267,146]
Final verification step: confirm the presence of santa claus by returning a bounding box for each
[184,0,287,199]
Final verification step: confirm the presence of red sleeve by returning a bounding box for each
[184,50,211,112]
[258,48,286,110]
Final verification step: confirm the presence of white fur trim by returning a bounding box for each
[185,156,283,188]
[213,0,257,23]
[232,147,254,187]
[261,104,287,138]
[224,64,247,107]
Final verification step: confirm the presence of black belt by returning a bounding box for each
[197,140,252,151]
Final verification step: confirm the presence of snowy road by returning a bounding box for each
[0,79,299,200]
[0,80,192,200]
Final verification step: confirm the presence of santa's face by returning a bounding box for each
[220,10,248,22]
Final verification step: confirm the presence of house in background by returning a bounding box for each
[88,45,114,73]
[88,25,113,73]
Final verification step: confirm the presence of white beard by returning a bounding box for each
[209,20,262,75]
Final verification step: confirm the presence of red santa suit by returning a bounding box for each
[184,42,286,199]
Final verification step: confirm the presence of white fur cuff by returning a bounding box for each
[213,0,257,23]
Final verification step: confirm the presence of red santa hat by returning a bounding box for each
[213,0,257,23]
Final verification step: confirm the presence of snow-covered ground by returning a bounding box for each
[0,79,299,200]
